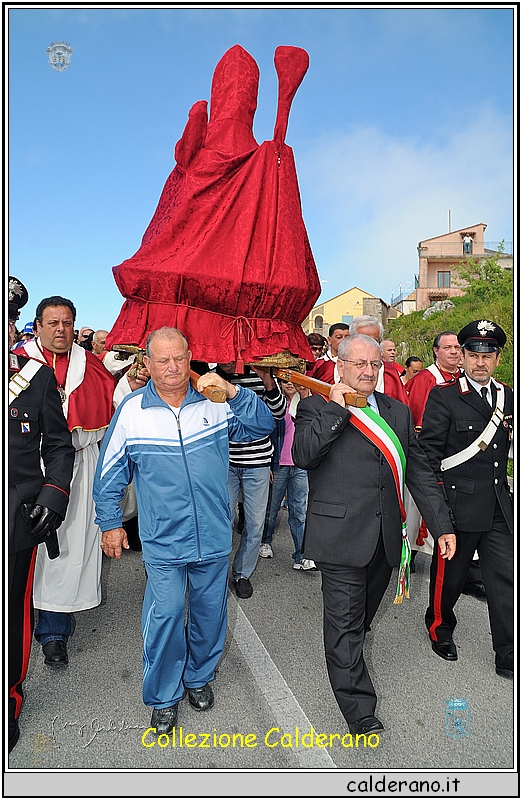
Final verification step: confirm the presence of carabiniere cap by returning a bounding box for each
[457,319,506,352]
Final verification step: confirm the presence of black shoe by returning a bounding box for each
[8,719,20,753]
[431,639,457,661]
[461,581,487,601]
[150,703,179,734]
[42,639,68,666]
[186,683,214,711]
[496,665,514,679]
[234,578,253,599]
[349,715,384,735]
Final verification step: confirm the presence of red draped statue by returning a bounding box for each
[107,45,321,369]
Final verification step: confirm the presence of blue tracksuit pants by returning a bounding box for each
[141,556,229,708]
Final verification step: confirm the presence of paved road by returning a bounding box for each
[7,513,515,795]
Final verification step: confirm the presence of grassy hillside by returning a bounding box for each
[385,257,513,387]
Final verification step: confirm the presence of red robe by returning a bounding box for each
[406,365,460,429]
[106,45,320,368]
[17,341,114,432]
[382,361,408,404]
[405,363,460,548]
[307,353,336,383]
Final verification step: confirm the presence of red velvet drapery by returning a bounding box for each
[107,45,321,368]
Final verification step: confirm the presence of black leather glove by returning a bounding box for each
[20,503,62,559]
[22,504,63,537]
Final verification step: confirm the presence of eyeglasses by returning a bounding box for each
[310,346,324,352]
[340,359,382,370]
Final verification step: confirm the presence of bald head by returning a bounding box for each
[92,329,109,355]
[380,340,397,363]
[143,327,192,402]
[145,327,189,359]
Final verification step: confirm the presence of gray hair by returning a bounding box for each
[349,315,384,341]
[145,327,189,358]
[338,334,381,361]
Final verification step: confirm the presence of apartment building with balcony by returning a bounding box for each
[415,223,512,310]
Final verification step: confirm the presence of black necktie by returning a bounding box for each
[481,386,491,408]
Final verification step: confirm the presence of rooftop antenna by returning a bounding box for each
[448,209,451,232]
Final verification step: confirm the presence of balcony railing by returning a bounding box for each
[390,282,414,306]
[418,241,512,258]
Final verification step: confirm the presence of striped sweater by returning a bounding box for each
[215,366,286,467]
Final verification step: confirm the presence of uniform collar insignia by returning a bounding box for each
[458,375,471,394]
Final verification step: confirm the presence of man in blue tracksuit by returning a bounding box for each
[93,327,274,734]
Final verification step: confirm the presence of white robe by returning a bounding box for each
[33,427,105,612]
[404,364,447,557]
[24,339,108,613]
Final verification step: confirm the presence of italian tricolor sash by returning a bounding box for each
[348,405,411,603]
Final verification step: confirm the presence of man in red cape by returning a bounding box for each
[17,296,115,665]
[107,45,321,368]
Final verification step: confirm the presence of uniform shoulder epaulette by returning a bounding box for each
[9,356,44,404]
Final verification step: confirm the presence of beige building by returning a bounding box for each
[415,223,512,311]
[303,287,401,337]
[391,288,417,316]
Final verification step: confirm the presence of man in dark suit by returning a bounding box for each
[293,334,455,736]
[8,277,75,752]
[419,320,513,678]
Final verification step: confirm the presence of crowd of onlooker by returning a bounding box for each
[9,311,432,601]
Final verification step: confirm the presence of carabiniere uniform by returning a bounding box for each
[419,319,513,676]
[8,277,75,751]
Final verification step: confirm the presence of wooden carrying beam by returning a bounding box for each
[191,367,367,407]
[189,370,227,403]
[271,367,367,408]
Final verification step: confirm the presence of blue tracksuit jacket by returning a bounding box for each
[93,381,274,565]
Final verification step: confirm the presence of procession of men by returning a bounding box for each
[9,272,513,757]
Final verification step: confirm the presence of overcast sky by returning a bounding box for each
[8,4,514,331]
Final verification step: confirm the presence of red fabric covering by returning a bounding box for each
[406,366,458,429]
[389,361,404,375]
[107,45,320,369]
